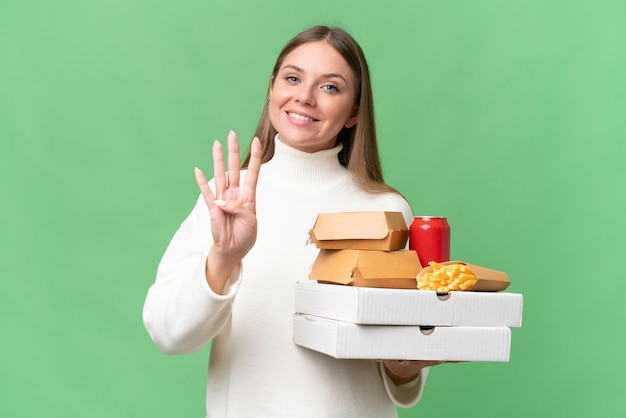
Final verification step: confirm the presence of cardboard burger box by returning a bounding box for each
[293,314,512,362]
[309,249,422,289]
[295,281,523,327]
[308,211,408,251]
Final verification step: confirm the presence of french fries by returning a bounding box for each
[417,261,478,292]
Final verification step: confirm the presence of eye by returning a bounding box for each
[322,84,339,93]
[284,75,300,84]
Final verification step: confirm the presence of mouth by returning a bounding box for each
[287,111,318,122]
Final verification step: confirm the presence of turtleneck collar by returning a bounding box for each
[262,134,348,187]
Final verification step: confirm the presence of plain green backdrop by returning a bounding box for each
[2,0,625,417]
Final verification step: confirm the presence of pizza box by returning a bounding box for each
[293,314,512,361]
[295,281,523,327]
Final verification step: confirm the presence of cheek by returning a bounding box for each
[267,98,283,128]
[331,101,357,124]
[268,91,287,114]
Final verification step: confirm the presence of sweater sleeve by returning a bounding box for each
[142,193,241,355]
[379,362,430,408]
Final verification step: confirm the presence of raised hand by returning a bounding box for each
[194,131,262,293]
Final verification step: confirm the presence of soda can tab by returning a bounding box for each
[409,216,450,267]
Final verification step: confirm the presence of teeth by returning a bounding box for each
[288,112,314,121]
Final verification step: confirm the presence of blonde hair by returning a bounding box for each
[243,25,399,195]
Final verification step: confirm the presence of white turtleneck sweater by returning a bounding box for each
[143,137,428,417]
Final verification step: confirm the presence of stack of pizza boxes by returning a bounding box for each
[293,211,523,362]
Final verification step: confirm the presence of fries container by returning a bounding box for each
[416,261,511,291]
[309,249,422,289]
[308,211,408,251]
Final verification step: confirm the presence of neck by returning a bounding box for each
[262,135,348,186]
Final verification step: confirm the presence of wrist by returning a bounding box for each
[205,247,239,294]
[382,360,422,385]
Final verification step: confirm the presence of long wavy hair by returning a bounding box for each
[243,25,399,195]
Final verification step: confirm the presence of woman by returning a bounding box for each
[143,25,441,417]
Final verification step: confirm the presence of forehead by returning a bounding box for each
[280,41,354,79]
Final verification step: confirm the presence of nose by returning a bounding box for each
[295,84,316,106]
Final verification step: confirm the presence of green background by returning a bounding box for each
[2,0,625,417]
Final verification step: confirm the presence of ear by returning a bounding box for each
[344,105,359,128]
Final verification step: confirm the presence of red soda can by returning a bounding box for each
[409,217,451,267]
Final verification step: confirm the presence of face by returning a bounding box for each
[268,41,358,153]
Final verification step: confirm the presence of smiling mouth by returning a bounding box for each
[287,112,318,122]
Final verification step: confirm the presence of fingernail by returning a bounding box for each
[214,199,227,207]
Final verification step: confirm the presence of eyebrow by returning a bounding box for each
[280,64,349,84]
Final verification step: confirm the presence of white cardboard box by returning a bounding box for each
[295,281,523,327]
[293,314,512,361]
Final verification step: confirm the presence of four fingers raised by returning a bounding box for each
[196,131,261,210]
